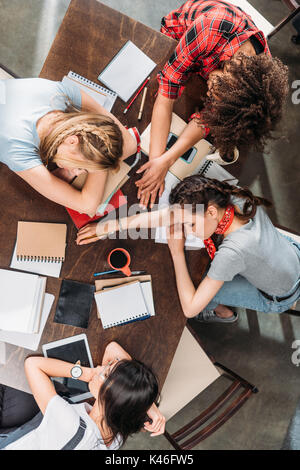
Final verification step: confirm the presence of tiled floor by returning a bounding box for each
[0,0,300,450]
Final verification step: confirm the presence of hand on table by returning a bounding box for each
[144,403,166,437]
[76,218,119,245]
[135,156,169,208]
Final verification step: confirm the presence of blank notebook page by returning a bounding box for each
[94,281,149,329]
[0,269,39,332]
[98,40,156,102]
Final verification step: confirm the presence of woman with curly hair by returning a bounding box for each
[0,78,138,215]
[136,0,289,208]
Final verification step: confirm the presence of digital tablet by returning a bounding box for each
[42,334,94,403]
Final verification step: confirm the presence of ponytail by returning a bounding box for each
[169,175,272,219]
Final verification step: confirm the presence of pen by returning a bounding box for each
[123,76,150,114]
[94,270,146,277]
[138,87,148,121]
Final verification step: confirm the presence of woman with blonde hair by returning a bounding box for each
[0,78,137,214]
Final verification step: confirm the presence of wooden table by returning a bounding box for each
[0,0,209,393]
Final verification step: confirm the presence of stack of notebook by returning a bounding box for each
[0,268,47,334]
[94,276,155,330]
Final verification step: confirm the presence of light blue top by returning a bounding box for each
[0,78,81,172]
[207,198,300,296]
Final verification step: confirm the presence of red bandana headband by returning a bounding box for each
[204,205,235,260]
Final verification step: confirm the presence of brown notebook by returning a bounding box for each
[16,222,67,262]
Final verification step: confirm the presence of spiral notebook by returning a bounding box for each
[98,40,156,102]
[63,71,117,111]
[16,222,67,262]
[94,281,150,329]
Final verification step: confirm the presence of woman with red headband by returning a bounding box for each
[77,176,300,323]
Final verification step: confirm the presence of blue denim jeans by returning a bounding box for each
[203,236,300,314]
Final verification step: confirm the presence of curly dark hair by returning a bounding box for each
[200,54,289,161]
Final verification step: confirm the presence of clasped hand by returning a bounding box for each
[135,156,169,208]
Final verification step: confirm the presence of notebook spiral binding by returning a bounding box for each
[105,314,149,329]
[69,71,116,96]
[16,255,64,263]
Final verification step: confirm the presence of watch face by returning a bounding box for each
[71,365,82,379]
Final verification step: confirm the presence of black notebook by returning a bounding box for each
[54,280,95,329]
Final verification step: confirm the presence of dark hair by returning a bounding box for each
[99,359,159,446]
[200,54,289,161]
[169,175,272,220]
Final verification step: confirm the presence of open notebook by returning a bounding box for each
[0,269,47,334]
[94,281,152,329]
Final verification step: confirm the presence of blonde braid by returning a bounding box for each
[39,112,123,171]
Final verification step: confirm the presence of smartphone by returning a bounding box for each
[166,133,197,164]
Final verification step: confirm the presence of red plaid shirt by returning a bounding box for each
[158,0,270,101]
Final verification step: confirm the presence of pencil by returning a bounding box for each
[123,76,150,114]
[138,87,148,121]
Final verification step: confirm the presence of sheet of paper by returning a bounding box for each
[98,40,156,102]
[11,245,62,278]
[0,293,54,351]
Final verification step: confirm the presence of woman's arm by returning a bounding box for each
[102,341,131,365]
[167,225,224,318]
[76,206,171,245]
[80,90,137,159]
[24,357,94,415]
[17,164,107,215]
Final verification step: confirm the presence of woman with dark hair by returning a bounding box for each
[76,176,300,322]
[165,176,300,322]
[135,0,289,208]
[0,342,165,450]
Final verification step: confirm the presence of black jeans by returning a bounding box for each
[0,384,39,434]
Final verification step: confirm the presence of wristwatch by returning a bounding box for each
[70,360,83,379]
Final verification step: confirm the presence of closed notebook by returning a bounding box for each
[0,269,46,334]
[54,280,95,329]
[94,281,150,329]
[95,275,156,317]
[98,40,156,102]
[16,222,67,262]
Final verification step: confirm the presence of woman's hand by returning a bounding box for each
[135,156,169,208]
[167,223,186,255]
[52,167,87,183]
[144,403,166,437]
[76,218,119,245]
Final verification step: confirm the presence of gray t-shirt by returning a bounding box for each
[0,78,81,172]
[207,199,300,296]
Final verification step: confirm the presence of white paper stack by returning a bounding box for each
[0,269,47,334]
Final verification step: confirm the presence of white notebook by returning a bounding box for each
[98,40,156,102]
[94,281,150,329]
[63,71,117,111]
[0,293,54,351]
[10,245,62,278]
[0,269,46,334]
